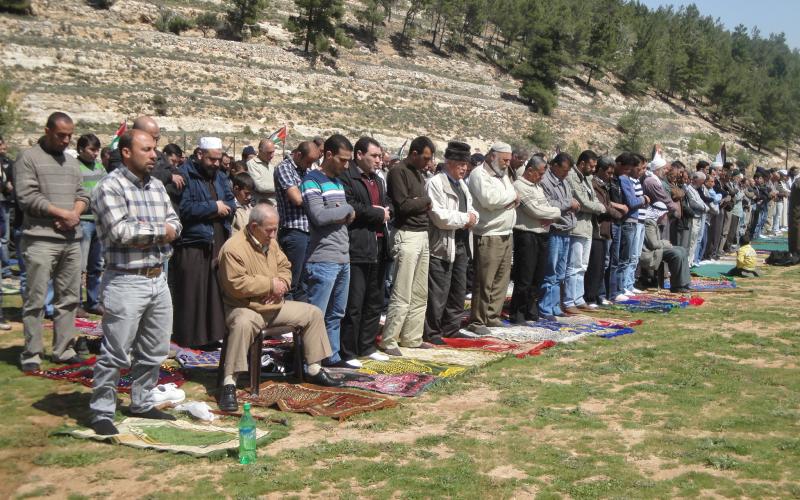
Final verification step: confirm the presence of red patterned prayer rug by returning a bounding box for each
[239,381,398,420]
[29,356,185,393]
[325,370,438,397]
[441,337,557,358]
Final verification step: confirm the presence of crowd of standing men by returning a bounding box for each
[3,111,800,435]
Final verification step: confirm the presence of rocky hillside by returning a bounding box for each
[0,0,785,166]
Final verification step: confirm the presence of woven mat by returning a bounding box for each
[397,346,505,367]
[690,262,734,278]
[665,276,737,290]
[442,337,557,358]
[326,369,438,397]
[57,417,269,457]
[45,318,104,337]
[358,358,468,378]
[479,321,635,343]
[29,356,185,393]
[239,381,398,420]
[175,348,221,370]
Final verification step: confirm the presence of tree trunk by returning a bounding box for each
[304,6,313,53]
[432,11,441,45]
[586,66,594,87]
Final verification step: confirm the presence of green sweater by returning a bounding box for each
[79,159,105,221]
[14,140,90,240]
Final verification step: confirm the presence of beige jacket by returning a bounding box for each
[426,172,478,262]
[513,177,561,233]
[468,163,516,236]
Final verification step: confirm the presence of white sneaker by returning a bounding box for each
[367,351,390,361]
[149,383,186,404]
[345,359,363,368]
[614,294,630,302]
[600,298,612,306]
[585,303,599,309]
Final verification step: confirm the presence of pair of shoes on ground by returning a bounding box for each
[380,341,436,357]
[148,383,186,405]
[0,321,12,331]
[91,407,176,436]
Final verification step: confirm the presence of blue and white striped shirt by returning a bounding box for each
[301,170,353,264]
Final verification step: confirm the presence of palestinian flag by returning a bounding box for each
[109,121,127,150]
[714,143,727,166]
[268,126,287,145]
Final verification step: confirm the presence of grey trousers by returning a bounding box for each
[20,236,81,364]
[469,234,513,328]
[90,271,172,423]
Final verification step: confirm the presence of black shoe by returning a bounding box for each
[75,337,90,357]
[467,324,491,336]
[53,355,87,365]
[381,347,403,356]
[217,384,238,412]
[425,336,446,346]
[671,287,693,294]
[508,313,526,325]
[21,362,40,373]
[86,306,105,316]
[76,308,89,319]
[130,407,176,421]
[91,419,119,436]
[306,369,344,387]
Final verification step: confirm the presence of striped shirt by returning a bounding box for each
[79,160,106,221]
[91,165,182,270]
[274,156,308,233]
[301,169,353,264]
[627,177,645,223]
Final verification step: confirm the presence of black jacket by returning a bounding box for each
[340,162,391,264]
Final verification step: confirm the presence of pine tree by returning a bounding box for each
[289,0,348,56]
[227,0,266,40]
[513,26,565,115]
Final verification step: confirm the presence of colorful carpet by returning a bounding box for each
[46,318,104,337]
[175,348,221,370]
[397,346,505,367]
[239,381,398,420]
[664,276,737,290]
[58,417,270,457]
[358,358,468,378]
[615,293,704,312]
[442,338,557,358]
[326,370,438,397]
[29,356,185,393]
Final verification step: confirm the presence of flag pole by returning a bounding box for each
[283,123,287,159]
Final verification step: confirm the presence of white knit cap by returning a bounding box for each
[489,142,512,154]
[648,151,667,171]
[199,137,223,150]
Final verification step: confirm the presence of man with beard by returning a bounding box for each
[171,137,235,348]
[247,139,277,205]
[89,129,181,435]
[15,112,90,371]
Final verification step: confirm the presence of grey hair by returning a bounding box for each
[527,156,547,169]
[248,202,278,225]
[692,171,706,182]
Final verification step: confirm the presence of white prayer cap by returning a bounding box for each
[648,151,667,171]
[199,137,223,150]
[489,142,512,154]
[778,169,788,176]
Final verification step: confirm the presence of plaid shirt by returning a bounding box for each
[274,156,309,232]
[91,166,182,270]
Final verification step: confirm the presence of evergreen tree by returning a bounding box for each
[513,26,565,115]
[227,0,266,40]
[289,0,349,56]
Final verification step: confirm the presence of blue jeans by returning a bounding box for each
[80,220,104,310]
[695,216,708,264]
[539,233,570,316]
[302,262,350,364]
[278,228,309,302]
[751,205,767,240]
[0,202,10,265]
[564,235,591,307]
[609,222,636,298]
[90,271,172,423]
[624,223,645,291]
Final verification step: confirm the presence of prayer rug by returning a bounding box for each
[690,262,735,278]
[752,237,788,252]
[239,381,398,420]
[397,346,505,367]
[442,337,557,358]
[46,318,104,337]
[358,358,468,378]
[474,321,634,343]
[175,348,221,370]
[57,417,270,457]
[614,293,703,312]
[326,370,438,397]
[664,276,737,290]
[29,356,185,393]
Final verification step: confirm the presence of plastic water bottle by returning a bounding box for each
[238,402,257,464]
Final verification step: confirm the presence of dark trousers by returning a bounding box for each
[584,237,608,304]
[340,252,387,359]
[724,214,740,251]
[508,230,548,322]
[704,211,724,260]
[424,242,469,340]
[278,227,309,302]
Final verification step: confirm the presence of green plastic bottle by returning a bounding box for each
[238,402,257,464]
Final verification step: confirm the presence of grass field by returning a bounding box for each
[0,264,798,499]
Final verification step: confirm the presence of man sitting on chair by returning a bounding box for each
[216,202,341,411]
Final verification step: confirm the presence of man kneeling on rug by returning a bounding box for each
[216,203,341,411]
[639,201,692,293]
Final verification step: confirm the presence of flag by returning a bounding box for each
[109,121,127,150]
[716,143,727,165]
[396,139,408,158]
[268,126,287,145]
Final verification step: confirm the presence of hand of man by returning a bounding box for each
[172,174,186,190]
[164,224,178,243]
[643,195,651,205]
[570,199,580,212]
[465,212,477,228]
[345,211,356,225]
[272,278,288,298]
[505,194,520,210]
[58,210,81,229]
[216,201,231,217]
[375,205,390,223]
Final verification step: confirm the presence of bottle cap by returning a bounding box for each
[243,402,251,411]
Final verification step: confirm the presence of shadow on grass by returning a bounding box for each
[32,391,94,426]
[0,344,23,368]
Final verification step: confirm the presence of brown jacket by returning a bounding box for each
[217,228,292,314]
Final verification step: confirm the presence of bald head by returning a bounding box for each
[132,116,161,145]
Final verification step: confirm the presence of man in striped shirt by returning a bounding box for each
[88,130,182,435]
[300,134,355,368]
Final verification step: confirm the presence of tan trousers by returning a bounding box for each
[380,229,429,350]
[223,301,332,377]
[469,234,513,327]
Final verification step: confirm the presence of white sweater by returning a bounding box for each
[467,163,517,236]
